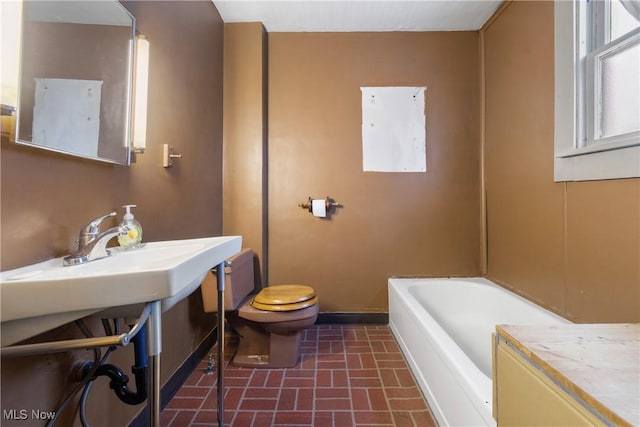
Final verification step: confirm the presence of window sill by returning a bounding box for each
[556,133,640,158]
[554,144,640,181]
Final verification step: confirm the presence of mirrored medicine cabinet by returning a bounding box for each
[1,0,136,165]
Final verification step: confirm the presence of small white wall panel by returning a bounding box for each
[361,86,426,172]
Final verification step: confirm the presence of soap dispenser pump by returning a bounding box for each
[118,205,143,249]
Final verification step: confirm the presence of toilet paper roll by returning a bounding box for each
[312,199,327,218]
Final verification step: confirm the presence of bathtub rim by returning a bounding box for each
[391,274,569,322]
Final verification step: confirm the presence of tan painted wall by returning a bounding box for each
[267,32,482,312]
[483,1,640,322]
[223,23,268,284]
[0,2,224,425]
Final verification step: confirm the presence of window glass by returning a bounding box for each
[587,0,640,145]
[610,0,640,41]
[600,42,640,138]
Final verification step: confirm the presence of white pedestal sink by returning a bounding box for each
[1,235,242,427]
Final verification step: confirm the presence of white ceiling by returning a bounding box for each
[213,0,504,32]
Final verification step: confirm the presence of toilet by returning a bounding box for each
[201,248,319,368]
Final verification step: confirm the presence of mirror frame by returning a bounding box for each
[14,0,136,165]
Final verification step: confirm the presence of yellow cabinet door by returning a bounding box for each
[495,341,605,426]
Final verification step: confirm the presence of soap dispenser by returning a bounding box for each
[118,205,143,249]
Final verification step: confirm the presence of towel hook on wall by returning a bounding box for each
[162,144,182,168]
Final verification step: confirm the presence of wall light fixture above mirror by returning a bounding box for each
[3,0,141,165]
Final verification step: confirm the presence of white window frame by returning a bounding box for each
[554,1,640,182]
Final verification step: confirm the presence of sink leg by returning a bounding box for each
[147,301,162,427]
[216,262,226,427]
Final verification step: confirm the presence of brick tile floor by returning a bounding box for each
[162,325,437,426]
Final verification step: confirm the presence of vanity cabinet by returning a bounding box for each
[494,337,603,425]
[493,324,639,427]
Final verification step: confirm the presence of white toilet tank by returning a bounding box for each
[201,248,256,313]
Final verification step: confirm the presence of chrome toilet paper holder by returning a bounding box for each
[298,197,343,213]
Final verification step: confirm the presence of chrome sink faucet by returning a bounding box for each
[63,211,120,266]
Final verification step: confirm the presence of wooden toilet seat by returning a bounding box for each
[251,285,317,311]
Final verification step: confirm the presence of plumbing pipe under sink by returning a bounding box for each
[79,324,148,405]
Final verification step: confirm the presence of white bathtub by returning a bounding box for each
[388,277,570,427]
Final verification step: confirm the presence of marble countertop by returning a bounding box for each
[496,323,639,427]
